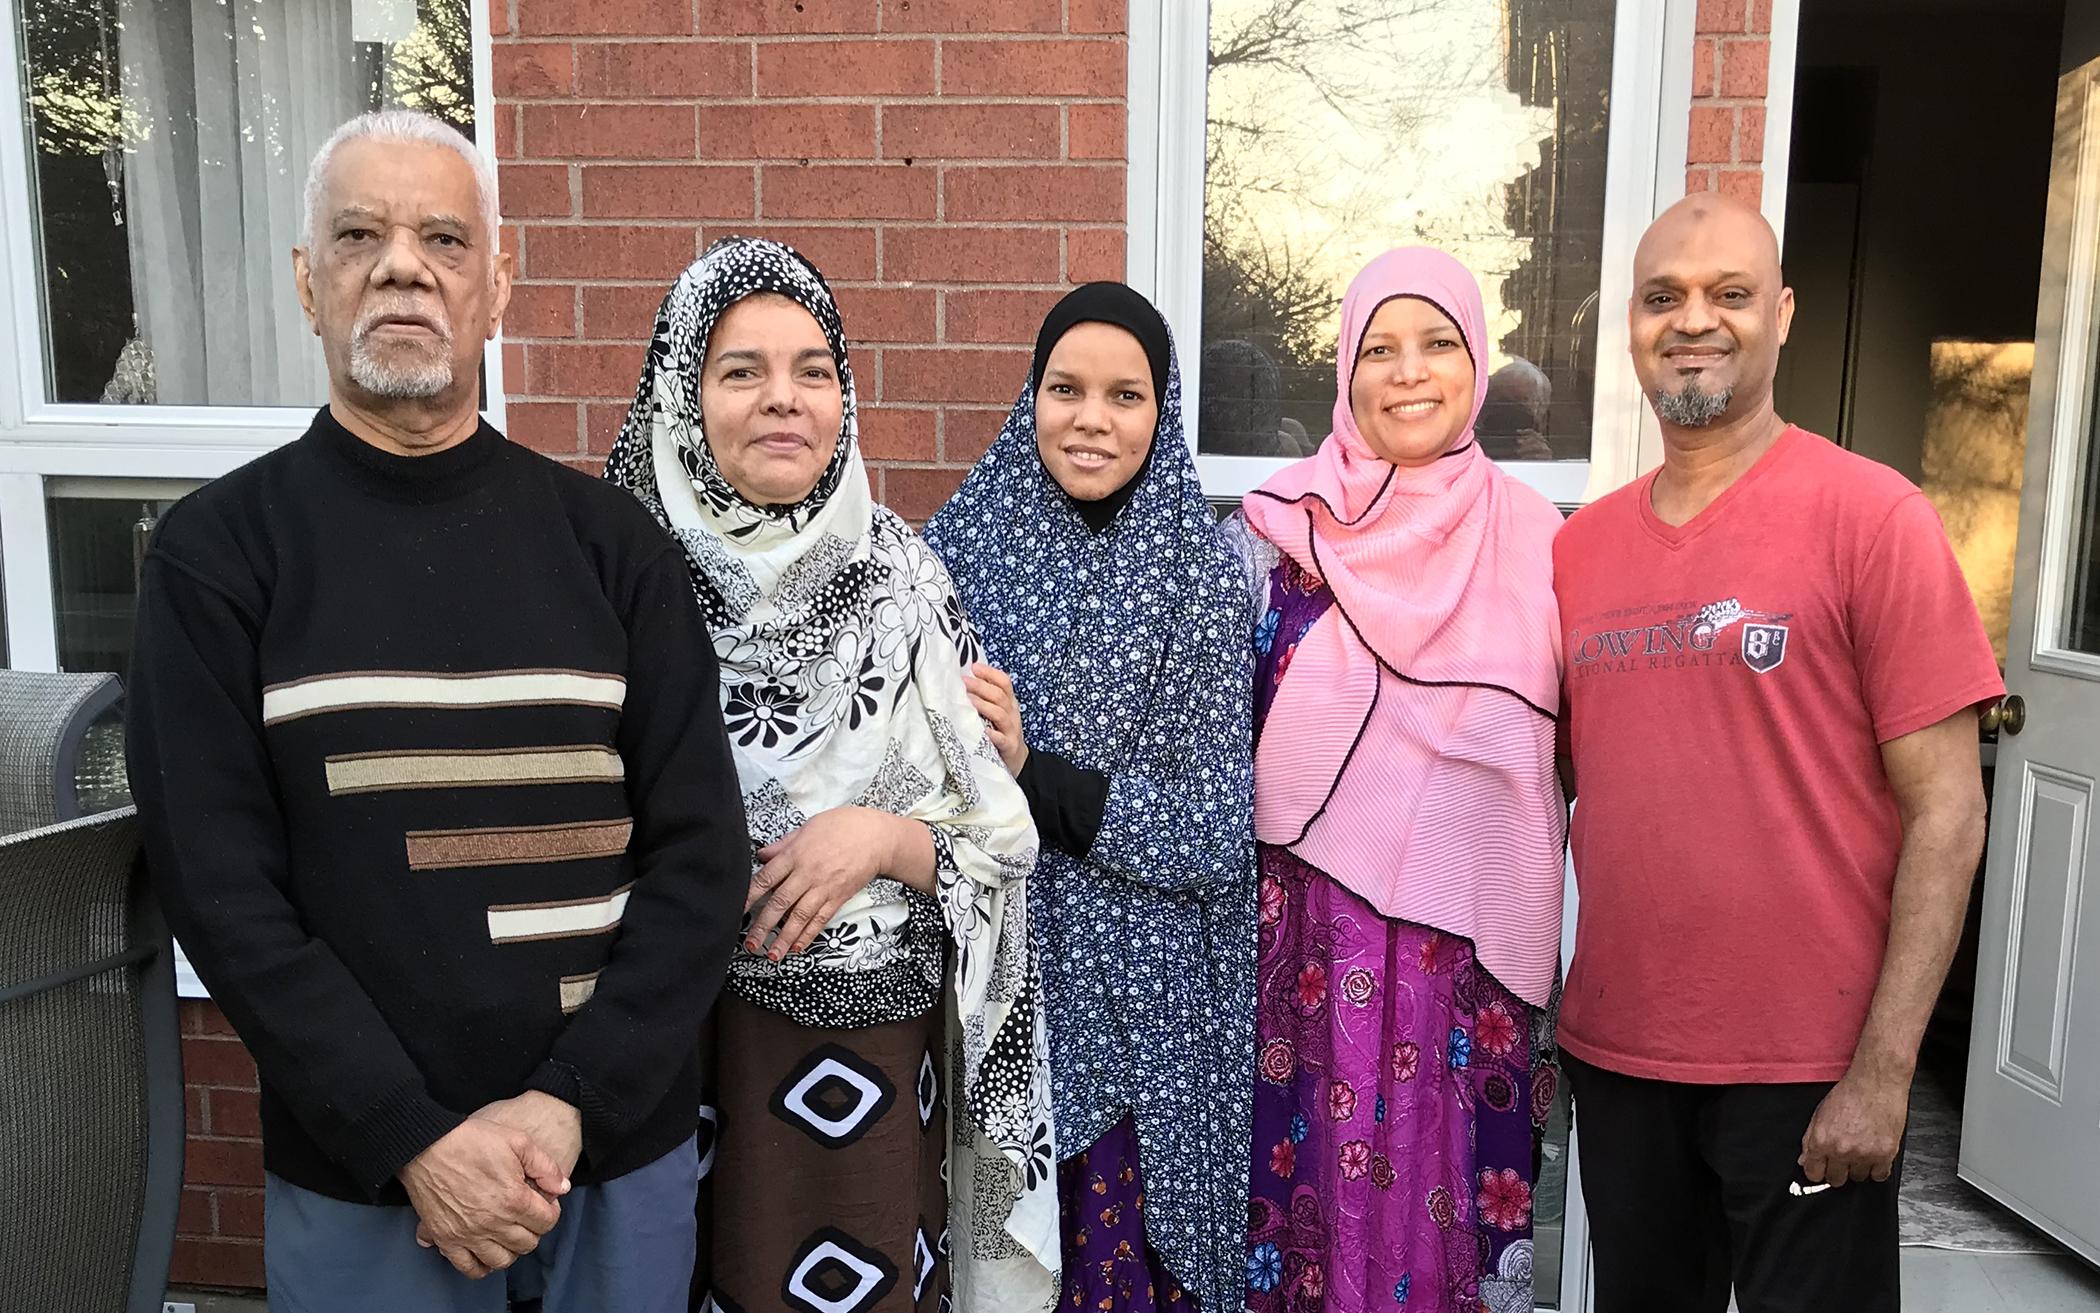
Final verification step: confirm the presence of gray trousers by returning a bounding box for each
[263,1136,697,1313]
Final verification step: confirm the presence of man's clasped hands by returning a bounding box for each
[399,1091,584,1278]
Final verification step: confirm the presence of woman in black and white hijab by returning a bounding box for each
[605,236,1057,1313]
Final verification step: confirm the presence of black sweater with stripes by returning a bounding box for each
[127,407,748,1205]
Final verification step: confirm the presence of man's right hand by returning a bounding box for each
[398,1118,569,1278]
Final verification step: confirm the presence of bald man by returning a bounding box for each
[1552,194,2003,1310]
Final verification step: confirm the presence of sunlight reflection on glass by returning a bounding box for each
[1200,0,1616,464]
[1924,340,2027,665]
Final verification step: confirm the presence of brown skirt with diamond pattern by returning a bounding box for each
[696,993,949,1313]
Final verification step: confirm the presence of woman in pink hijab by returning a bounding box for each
[1227,248,1566,1313]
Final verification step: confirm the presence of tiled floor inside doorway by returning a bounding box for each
[1900,1249,2100,1312]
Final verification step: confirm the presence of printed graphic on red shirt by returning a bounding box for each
[1569,596,1795,678]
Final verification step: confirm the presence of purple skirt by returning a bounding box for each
[1247,845,1553,1313]
[1059,1113,1195,1312]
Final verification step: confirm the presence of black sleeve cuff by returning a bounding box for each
[1017,749,1110,859]
[527,1058,625,1167]
[340,1081,466,1200]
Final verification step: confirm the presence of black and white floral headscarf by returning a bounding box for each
[605,237,1060,1310]
[603,235,861,622]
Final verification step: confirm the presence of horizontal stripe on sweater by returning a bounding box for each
[487,885,634,945]
[325,746,626,795]
[262,669,626,725]
[405,818,633,871]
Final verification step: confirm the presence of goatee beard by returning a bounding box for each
[1652,378,1733,427]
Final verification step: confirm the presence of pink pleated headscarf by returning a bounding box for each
[1241,247,1567,1005]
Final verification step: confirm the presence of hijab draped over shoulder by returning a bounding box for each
[1238,247,1566,1006]
[603,236,1060,1310]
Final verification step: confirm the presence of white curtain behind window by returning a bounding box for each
[117,0,380,406]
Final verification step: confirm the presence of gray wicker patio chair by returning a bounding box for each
[0,669,128,834]
[0,807,183,1313]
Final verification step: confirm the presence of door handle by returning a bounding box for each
[1981,695,2027,737]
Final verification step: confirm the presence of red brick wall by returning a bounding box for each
[1686,0,1775,204]
[487,0,1132,520]
[175,1001,266,1290]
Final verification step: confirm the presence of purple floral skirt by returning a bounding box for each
[1247,845,1553,1313]
[1059,1114,1195,1312]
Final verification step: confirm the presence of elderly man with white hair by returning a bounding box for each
[125,108,747,1311]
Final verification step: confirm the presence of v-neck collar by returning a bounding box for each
[1637,423,1803,550]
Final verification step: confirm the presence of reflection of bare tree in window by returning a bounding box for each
[1500,6,1613,459]
[25,2,133,159]
[1199,0,1617,463]
[385,0,476,135]
[22,0,135,401]
[1202,0,1491,447]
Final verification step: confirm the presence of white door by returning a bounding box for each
[1960,53,2100,1269]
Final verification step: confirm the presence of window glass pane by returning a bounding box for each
[20,0,475,407]
[46,487,199,809]
[47,491,185,677]
[1200,0,1616,462]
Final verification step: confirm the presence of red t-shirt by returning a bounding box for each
[1554,426,2004,1083]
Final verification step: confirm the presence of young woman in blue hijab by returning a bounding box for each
[925,283,1255,1313]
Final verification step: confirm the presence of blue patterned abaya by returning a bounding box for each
[924,289,1256,1313]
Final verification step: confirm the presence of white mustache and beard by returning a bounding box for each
[348,299,456,399]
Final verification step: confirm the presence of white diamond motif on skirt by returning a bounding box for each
[913,1222,936,1300]
[783,1228,898,1313]
[917,1047,938,1128]
[769,1044,897,1148]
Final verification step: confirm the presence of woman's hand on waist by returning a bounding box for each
[746,807,938,958]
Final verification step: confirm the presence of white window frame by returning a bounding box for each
[0,0,505,672]
[1126,0,1700,509]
